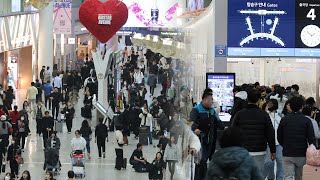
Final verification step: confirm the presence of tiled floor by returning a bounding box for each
[2,85,192,180]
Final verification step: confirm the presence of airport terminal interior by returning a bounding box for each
[1,0,320,180]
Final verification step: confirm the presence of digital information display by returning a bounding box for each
[206,73,235,122]
[228,0,320,57]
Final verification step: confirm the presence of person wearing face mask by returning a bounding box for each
[4,173,12,180]
[17,115,27,150]
[263,99,284,180]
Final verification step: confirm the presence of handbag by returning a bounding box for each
[306,144,320,166]
[15,155,24,165]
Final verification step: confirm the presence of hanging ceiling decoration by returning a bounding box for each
[24,0,52,10]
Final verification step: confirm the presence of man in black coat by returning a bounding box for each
[50,88,61,120]
[277,96,315,180]
[232,89,276,175]
[42,111,54,149]
[95,118,108,158]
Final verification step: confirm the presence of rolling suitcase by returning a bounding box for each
[55,120,63,133]
[139,127,149,145]
[303,164,320,180]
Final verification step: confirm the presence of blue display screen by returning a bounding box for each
[228,0,320,57]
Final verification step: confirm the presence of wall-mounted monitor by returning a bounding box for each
[206,73,235,122]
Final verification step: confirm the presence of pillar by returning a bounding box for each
[213,0,228,72]
[38,1,53,78]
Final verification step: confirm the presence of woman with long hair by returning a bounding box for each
[80,120,92,159]
[270,86,288,117]
[20,170,31,180]
[45,171,55,180]
[149,152,166,180]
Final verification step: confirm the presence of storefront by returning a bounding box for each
[0,12,39,89]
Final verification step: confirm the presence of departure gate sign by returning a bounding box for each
[228,0,320,57]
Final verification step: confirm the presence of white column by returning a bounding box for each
[38,1,53,78]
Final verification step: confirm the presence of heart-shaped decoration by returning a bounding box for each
[79,0,128,43]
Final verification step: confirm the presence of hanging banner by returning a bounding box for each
[53,0,72,34]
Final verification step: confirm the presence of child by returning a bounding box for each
[164,135,180,180]
[149,152,166,180]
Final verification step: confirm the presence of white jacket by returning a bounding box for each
[115,130,124,149]
[71,137,87,151]
[307,116,320,139]
[139,112,153,127]
[134,72,144,84]
[270,94,288,116]
[268,111,281,145]
[26,86,38,100]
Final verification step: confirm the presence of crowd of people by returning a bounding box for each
[0,43,319,180]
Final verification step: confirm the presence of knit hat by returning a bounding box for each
[0,115,6,121]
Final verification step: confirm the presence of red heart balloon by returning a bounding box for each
[79,0,128,43]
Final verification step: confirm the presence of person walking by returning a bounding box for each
[190,89,224,180]
[35,101,46,136]
[232,89,276,175]
[17,115,27,150]
[7,139,20,179]
[164,136,180,180]
[264,99,284,180]
[0,115,12,147]
[26,82,38,114]
[50,87,61,120]
[80,120,92,159]
[9,105,20,132]
[277,96,315,180]
[95,118,108,159]
[63,102,75,134]
[52,74,62,93]
[42,111,54,149]
[43,81,53,110]
[44,66,51,84]
[40,66,46,84]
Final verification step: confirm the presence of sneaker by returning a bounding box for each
[88,153,91,159]
[68,132,71,134]
[103,154,106,158]
[98,157,101,159]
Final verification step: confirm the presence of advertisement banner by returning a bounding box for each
[54,0,72,34]
[123,0,183,27]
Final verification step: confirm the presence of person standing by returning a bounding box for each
[35,102,46,136]
[63,102,75,134]
[9,105,20,132]
[80,120,92,159]
[232,89,276,175]
[26,82,38,113]
[52,74,62,93]
[43,81,53,110]
[277,96,315,180]
[40,66,46,84]
[95,118,108,159]
[42,111,54,149]
[139,108,153,145]
[50,87,61,120]
[190,89,224,180]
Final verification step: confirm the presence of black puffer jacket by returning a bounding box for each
[232,104,276,153]
[277,112,315,157]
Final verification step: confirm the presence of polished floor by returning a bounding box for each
[2,86,191,180]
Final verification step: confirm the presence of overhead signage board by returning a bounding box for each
[228,0,320,57]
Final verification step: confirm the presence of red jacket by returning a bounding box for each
[9,111,20,124]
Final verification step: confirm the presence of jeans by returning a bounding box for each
[84,137,91,154]
[146,126,152,144]
[167,160,177,180]
[283,156,306,180]
[264,145,284,180]
[252,154,266,176]
[45,96,52,109]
